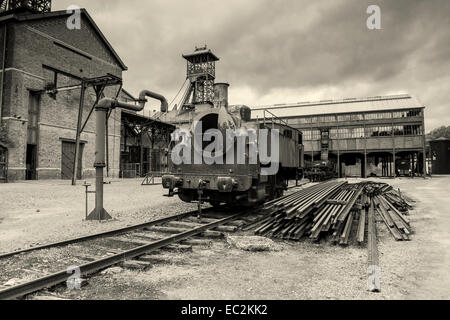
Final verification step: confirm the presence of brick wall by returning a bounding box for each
[2,13,125,181]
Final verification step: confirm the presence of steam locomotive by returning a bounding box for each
[162,103,304,206]
[161,48,304,206]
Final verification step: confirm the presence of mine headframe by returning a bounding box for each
[0,0,52,13]
[181,45,219,107]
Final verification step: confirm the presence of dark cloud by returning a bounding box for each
[53,0,450,130]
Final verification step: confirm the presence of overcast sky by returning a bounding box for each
[54,0,450,131]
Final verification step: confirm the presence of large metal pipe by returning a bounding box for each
[95,89,169,113]
[138,90,169,113]
[87,90,168,221]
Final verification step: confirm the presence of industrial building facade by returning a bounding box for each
[253,95,426,178]
[0,7,126,181]
[120,104,174,179]
[0,6,176,182]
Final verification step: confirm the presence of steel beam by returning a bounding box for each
[72,80,86,186]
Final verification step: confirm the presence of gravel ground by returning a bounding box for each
[0,178,197,253]
[1,176,450,300]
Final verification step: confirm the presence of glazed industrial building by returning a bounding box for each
[252,95,426,178]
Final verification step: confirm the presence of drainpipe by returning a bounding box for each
[86,90,168,221]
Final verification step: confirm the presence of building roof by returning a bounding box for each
[182,47,219,62]
[251,94,424,119]
[0,8,127,70]
[121,109,175,130]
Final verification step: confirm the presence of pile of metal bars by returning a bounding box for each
[252,180,413,244]
[253,181,347,240]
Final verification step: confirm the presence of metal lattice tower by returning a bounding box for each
[0,0,52,13]
[182,46,219,105]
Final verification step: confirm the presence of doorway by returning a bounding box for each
[61,141,83,180]
[26,144,37,180]
[0,145,7,183]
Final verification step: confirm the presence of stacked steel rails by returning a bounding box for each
[251,181,347,240]
[365,183,412,241]
[0,207,265,300]
[250,180,413,244]
[365,183,414,213]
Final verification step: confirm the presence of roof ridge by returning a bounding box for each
[253,94,413,110]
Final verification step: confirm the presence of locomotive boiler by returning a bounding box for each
[160,47,304,207]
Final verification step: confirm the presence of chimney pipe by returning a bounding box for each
[214,83,229,109]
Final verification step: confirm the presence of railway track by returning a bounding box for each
[0,207,265,300]
[0,183,311,300]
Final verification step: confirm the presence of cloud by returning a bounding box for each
[53,0,450,131]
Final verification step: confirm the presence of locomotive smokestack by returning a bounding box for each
[214,83,229,109]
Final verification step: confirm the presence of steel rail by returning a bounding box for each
[0,208,214,260]
[286,182,345,216]
[265,182,323,208]
[275,183,326,210]
[0,211,247,300]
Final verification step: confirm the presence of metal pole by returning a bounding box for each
[392,150,396,178]
[83,182,91,219]
[105,109,110,177]
[364,122,367,179]
[85,185,88,219]
[86,105,111,221]
[140,131,144,177]
[364,151,367,179]
[72,80,85,185]
[422,108,426,177]
[337,149,340,178]
[96,107,106,220]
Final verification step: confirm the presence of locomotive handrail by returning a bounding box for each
[262,109,302,134]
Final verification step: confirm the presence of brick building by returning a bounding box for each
[0,5,127,181]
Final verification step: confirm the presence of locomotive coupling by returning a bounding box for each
[217,177,238,193]
[162,175,183,189]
